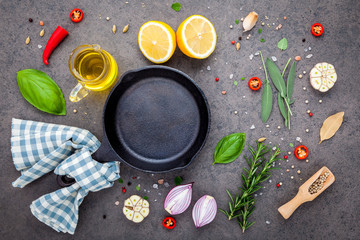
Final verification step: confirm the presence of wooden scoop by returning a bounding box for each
[278,166,335,219]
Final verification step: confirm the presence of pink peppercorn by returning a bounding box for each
[231,40,235,45]
[309,112,313,117]
[216,77,219,82]
[284,155,288,159]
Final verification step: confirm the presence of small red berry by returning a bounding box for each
[231,40,235,45]
[122,187,126,193]
[276,183,280,188]
[309,112,313,117]
[284,155,288,159]
[215,77,219,82]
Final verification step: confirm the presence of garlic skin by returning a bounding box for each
[310,62,337,92]
[243,12,258,32]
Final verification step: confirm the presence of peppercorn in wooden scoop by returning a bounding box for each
[278,166,335,219]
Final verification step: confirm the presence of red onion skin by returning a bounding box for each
[164,183,194,215]
[192,195,217,228]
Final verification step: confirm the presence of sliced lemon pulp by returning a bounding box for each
[177,15,217,59]
[138,21,176,64]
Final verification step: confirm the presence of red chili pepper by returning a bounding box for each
[248,77,261,91]
[311,23,323,37]
[162,217,176,229]
[294,145,309,160]
[42,26,69,65]
[70,8,83,23]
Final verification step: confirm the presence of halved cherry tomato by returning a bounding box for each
[70,8,83,23]
[162,217,176,229]
[248,77,261,91]
[311,23,323,37]
[294,145,309,160]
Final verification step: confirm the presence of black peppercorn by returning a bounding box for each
[29,18,33,22]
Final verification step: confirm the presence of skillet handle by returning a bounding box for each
[91,134,120,163]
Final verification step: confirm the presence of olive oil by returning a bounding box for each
[73,48,118,91]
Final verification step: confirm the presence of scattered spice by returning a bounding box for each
[284,155,288,159]
[171,2,181,12]
[136,184,140,191]
[221,90,227,95]
[309,171,330,194]
[298,74,303,79]
[115,201,120,205]
[231,40,235,45]
[319,99,323,103]
[236,42,240,50]
[174,176,183,185]
[260,38,266,42]
[295,56,301,61]
[309,112,313,117]
[241,77,245,81]
[29,18,33,22]
[123,24,129,33]
[40,29,45,37]
[215,77,219,82]
[158,179,164,185]
[297,170,301,174]
[283,16,287,20]
[258,28,262,34]
[122,187,126,193]
[302,38,306,42]
[306,129,309,133]
[106,17,110,21]
[40,20,44,26]
[238,36,242,41]
[258,137,266,143]
[73,109,78,113]
[276,183,280,188]
[25,36,30,45]
[235,19,239,24]
[127,181,132,186]
[112,24,117,34]
[118,178,124,184]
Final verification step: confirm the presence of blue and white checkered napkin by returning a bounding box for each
[11,118,120,234]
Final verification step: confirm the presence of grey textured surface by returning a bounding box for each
[1,0,359,239]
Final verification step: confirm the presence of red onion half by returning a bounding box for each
[192,195,217,228]
[164,183,193,215]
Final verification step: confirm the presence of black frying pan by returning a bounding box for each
[58,66,210,185]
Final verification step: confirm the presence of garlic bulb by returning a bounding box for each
[243,12,258,32]
[123,195,150,223]
[310,62,337,92]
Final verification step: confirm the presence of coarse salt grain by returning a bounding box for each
[250,125,255,130]
[271,56,277,62]
[266,220,270,224]
[207,66,211,71]
[306,54,313,59]
[229,74,234,79]
[152,184,158,189]
[249,54,254,60]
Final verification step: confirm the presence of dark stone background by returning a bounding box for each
[0,0,359,239]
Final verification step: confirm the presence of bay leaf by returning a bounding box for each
[319,112,344,144]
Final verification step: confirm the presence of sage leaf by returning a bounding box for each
[261,83,273,123]
[266,58,286,98]
[319,112,344,144]
[213,133,246,164]
[17,69,66,115]
[277,38,288,50]
[286,61,296,101]
[171,2,181,12]
[278,93,287,127]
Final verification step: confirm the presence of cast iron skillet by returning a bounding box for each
[58,66,210,186]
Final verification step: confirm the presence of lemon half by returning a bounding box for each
[138,21,176,64]
[176,15,217,59]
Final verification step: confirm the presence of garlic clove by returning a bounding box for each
[310,67,322,77]
[327,72,337,83]
[142,200,149,208]
[123,206,133,215]
[326,78,334,88]
[311,77,322,90]
[321,62,328,71]
[319,85,329,92]
[136,199,143,207]
[140,207,150,217]
[130,195,141,206]
[134,206,142,212]
[124,199,132,207]
[243,11,258,32]
[133,212,144,223]
[126,211,135,221]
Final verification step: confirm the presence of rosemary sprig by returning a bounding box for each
[220,142,282,233]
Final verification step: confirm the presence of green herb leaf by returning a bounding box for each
[171,2,181,11]
[277,93,288,127]
[213,133,246,164]
[118,178,124,184]
[136,184,140,191]
[289,143,294,147]
[266,58,287,98]
[277,38,288,50]
[233,80,238,86]
[260,38,266,42]
[261,83,273,123]
[143,196,149,200]
[174,176,183,185]
[17,69,66,115]
[258,28,262,34]
[241,77,245,81]
[286,61,296,101]
[235,19,239,24]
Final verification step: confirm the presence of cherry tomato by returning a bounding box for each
[248,77,261,91]
[162,217,176,229]
[70,8,83,23]
[311,23,323,37]
[294,145,309,160]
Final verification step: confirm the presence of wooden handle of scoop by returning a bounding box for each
[278,191,306,219]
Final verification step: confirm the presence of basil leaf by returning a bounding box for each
[277,38,288,50]
[261,83,273,123]
[213,133,245,164]
[171,2,181,12]
[277,93,287,127]
[266,58,286,98]
[17,69,66,115]
[286,61,296,101]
